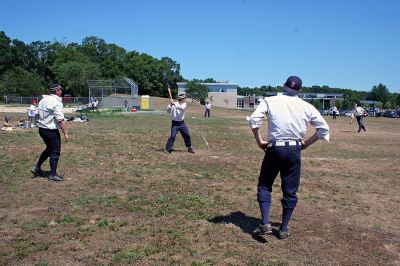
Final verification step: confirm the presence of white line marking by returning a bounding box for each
[201,133,209,149]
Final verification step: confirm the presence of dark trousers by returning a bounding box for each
[257,144,301,224]
[204,109,210,117]
[165,121,192,151]
[356,116,366,132]
[37,128,61,176]
[332,112,336,119]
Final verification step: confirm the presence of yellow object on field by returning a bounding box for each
[141,95,150,110]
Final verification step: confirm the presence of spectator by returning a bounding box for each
[28,99,38,124]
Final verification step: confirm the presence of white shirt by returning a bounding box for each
[249,94,330,142]
[28,104,37,117]
[205,103,211,110]
[167,101,186,121]
[353,106,366,117]
[38,94,65,129]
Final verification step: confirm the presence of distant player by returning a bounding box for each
[204,101,211,117]
[350,103,368,132]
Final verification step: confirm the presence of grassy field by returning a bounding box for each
[1,98,400,265]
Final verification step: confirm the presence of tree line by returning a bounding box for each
[0,31,183,98]
[1,30,399,109]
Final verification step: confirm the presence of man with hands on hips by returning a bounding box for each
[249,76,330,240]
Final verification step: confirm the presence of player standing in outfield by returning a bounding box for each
[31,84,71,181]
[332,105,338,120]
[164,94,195,154]
[204,101,211,118]
[249,76,330,240]
[350,103,368,132]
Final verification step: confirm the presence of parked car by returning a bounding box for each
[321,108,339,116]
[382,110,398,118]
[340,110,353,117]
[367,108,381,117]
[322,109,332,116]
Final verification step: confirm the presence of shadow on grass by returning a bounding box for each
[150,147,188,153]
[31,170,59,179]
[208,211,280,244]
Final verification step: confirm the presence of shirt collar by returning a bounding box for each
[51,94,62,101]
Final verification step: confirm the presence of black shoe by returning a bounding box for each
[276,229,289,240]
[188,147,195,154]
[252,223,272,236]
[48,175,64,181]
[163,149,172,154]
[30,166,43,178]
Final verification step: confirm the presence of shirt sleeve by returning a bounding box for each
[53,101,65,122]
[249,99,268,129]
[309,106,330,142]
[167,104,174,113]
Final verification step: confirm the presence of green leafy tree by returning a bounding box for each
[367,84,390,107]
[125,52,169,96]
[54,61,101,96]
[333,100,341,109]
[185,80,208,103]
[52,43,90,68]
[0,31,13,76]
[80,36,107,63]
[101,43,127,79]
[384,101,393,109]
[310,99,321,110]
[11,39,30,70]
[0,67,45,96]
[375,101,383,109]
[395,93,400,107]
[28,41,58,83]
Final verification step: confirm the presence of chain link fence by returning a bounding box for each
[1,96,154,110]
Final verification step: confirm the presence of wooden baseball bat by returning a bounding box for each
[163,72,173,101]
[168,87,173,101]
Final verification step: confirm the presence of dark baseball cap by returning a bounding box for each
[284,76,302,91]
[49,84,63,92]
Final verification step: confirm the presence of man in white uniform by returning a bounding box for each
[249,76,330,240]
[31,84,71,181]
[350,103,368,132]
[164,94,195,154]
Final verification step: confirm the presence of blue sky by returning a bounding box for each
[1,0,400,92]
